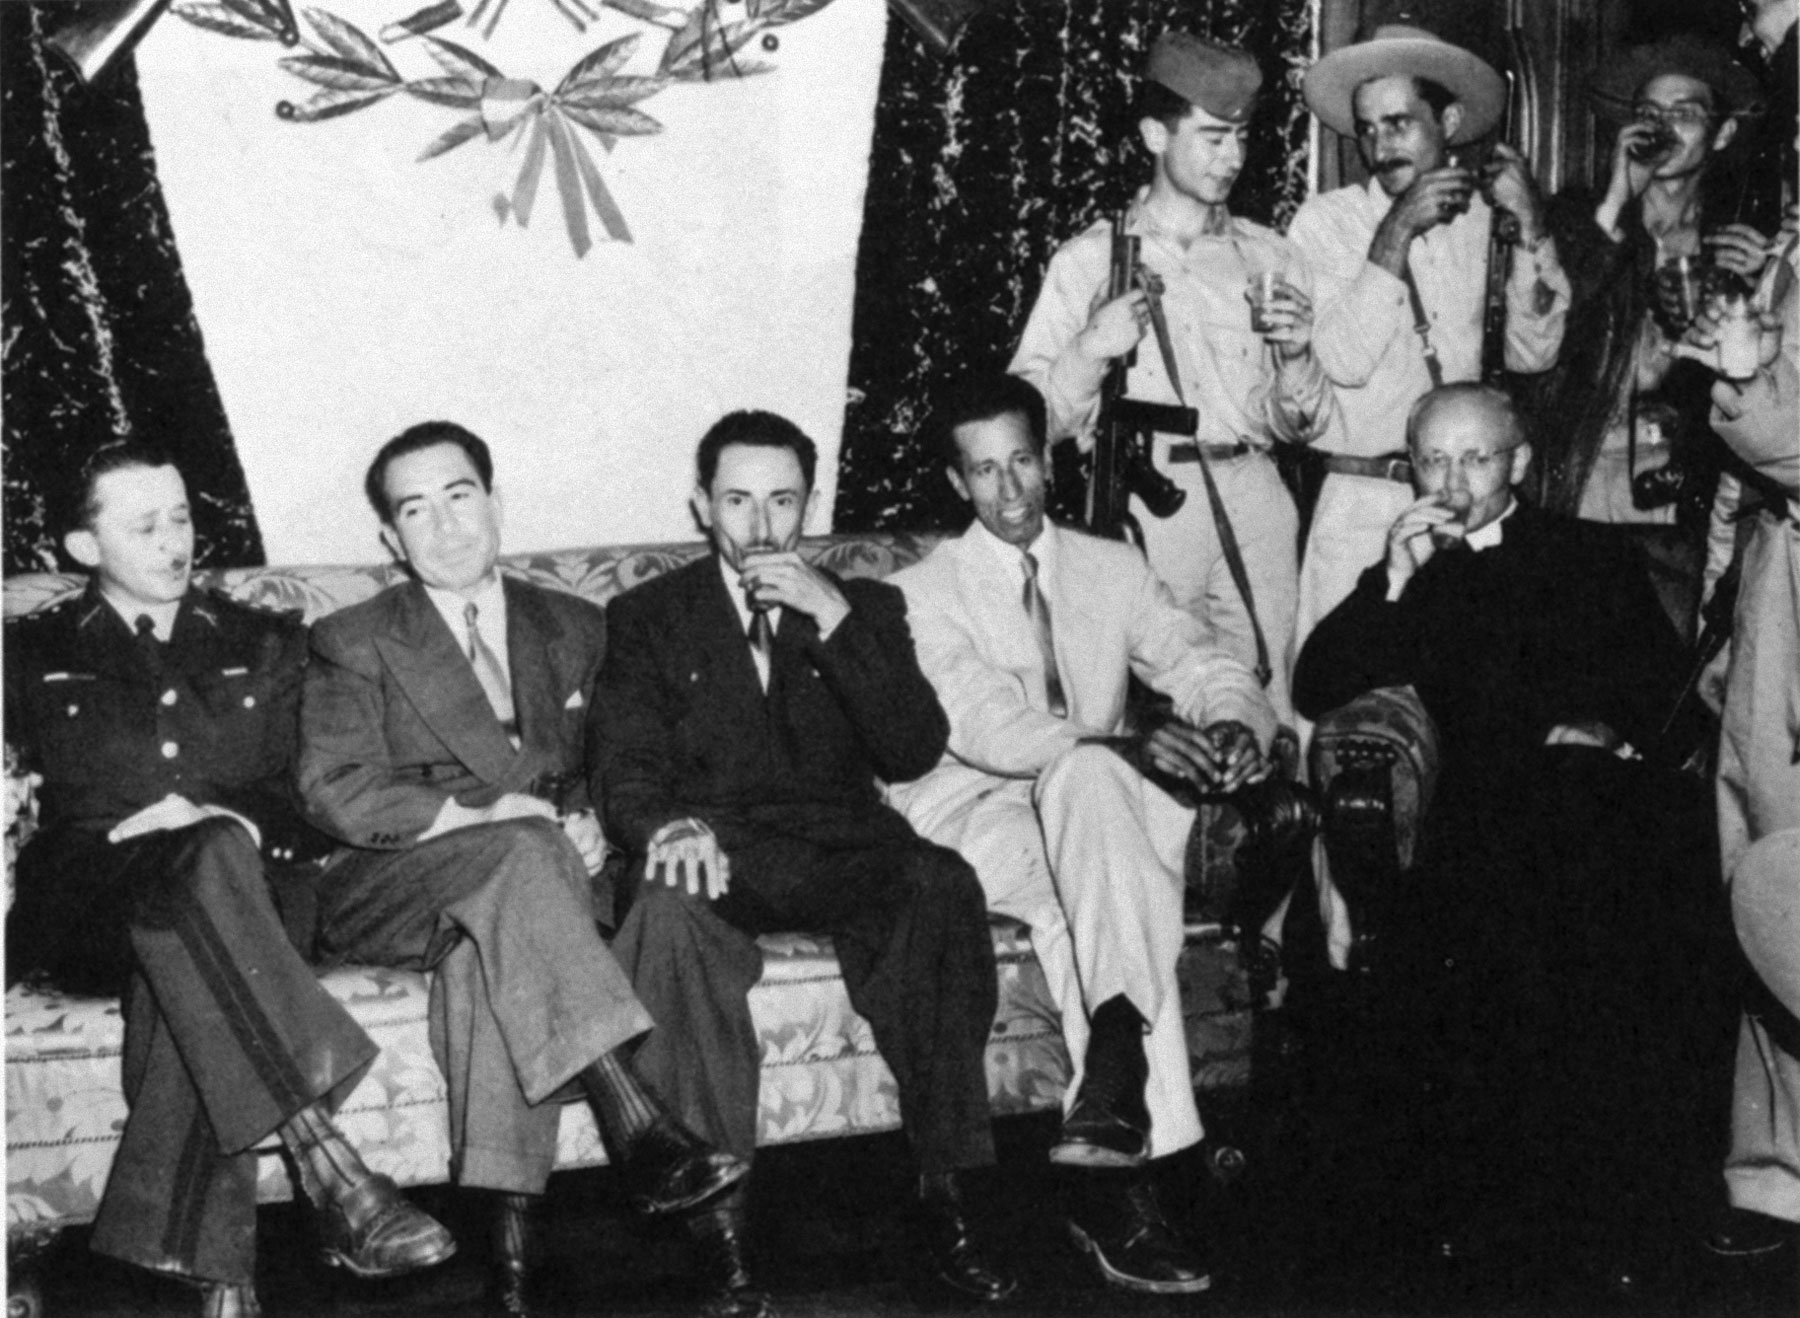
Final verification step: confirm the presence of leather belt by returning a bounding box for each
[1167,441,1252,463]
[1322,452,1414,483]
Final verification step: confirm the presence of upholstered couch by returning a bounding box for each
[4,532,1262,1302]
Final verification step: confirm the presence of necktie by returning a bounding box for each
[747,608,774,692]
[1021,553,1067,718]
[134,614,165,675]
[464,602,519,744]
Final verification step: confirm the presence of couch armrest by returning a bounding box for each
[1307,684,1438,872]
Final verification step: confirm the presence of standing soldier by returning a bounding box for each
[1012,32,1333,725]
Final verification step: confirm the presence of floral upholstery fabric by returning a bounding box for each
[5,532,1252,1241]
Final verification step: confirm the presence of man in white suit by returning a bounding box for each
[888,373,1279,1295]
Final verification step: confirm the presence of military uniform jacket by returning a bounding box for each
[6,582,319,858]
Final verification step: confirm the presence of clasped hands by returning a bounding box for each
[109,792,262,849]
[420,792,607,873]
[1141,718,1271,796]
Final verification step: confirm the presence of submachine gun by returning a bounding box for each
[1089,214,1192,546]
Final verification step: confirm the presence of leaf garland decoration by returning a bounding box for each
[170,0,842,254]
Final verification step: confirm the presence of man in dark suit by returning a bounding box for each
[1294,384,1737,1283]
[598,411,1017,1317]
[6,442,453,1318]
[297,422,746,1318]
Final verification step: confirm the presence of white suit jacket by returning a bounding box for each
[886,521,1277,827]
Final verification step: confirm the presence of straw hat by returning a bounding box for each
[1303,24,1506,145]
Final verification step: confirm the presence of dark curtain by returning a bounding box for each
[2,3,263,575]
[836,0,1313,533]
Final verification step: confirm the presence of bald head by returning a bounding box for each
[1406,384,1532,535]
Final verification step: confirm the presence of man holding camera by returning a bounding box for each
[1289,25,1566,662]
[1011,32,1331,724]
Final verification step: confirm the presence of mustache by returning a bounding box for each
[1373,157,1412,177]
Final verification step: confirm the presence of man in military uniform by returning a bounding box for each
[1011,31,1332,725]
[5,443,454,1318]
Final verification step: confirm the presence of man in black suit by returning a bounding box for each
[297,422,746,1317]
[598,411,1017,1317]
[1294,384,1737,1282]
[6,443,453,1318]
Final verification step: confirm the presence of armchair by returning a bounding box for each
[1307,686,1441,970]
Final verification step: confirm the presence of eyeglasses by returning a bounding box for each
[1413,447,1517,478]
[1632,101,1715,131]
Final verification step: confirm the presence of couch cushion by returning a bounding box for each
[7,920,1068,1235]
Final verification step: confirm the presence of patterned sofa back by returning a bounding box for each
[2,532,944,625]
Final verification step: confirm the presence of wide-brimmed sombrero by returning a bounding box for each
[1303,24,1506,145]
[1589,33,1766,122]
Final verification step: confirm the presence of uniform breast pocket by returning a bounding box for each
[193,666,280,736]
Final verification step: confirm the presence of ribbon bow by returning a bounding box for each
[415,34,664,255]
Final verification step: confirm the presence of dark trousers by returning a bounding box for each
[12,818,376,1285]
[1395,751,1737,1244]
[613,834,999,1174]
[316,818,653,1193]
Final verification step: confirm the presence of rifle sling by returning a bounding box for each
[1142,285,1273,688]
[1401,263,1446,389]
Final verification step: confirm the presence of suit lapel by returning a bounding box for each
[696,558,769,706]
[504,577,565,752]
[373,581,519,786]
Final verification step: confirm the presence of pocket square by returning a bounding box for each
[564,691,585,710]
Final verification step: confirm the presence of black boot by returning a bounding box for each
[1050,996,1149,1168]
[580,1056,749,1217]
[1065,1173,1211,1295]
[912,1171,1018,1304]
[617,1114,750,1216]
[485,1192,537,1318]
[690,1189,775,1318]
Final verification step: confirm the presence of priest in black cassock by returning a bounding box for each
[1295,383,1739,1285]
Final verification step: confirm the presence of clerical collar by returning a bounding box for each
[1464,498,1517,552]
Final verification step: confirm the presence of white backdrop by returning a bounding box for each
[135,0,886,563]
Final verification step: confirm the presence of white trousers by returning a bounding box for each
[1135,449,1298,727]
[1719,513,1800,1224]
[907,743,1201,1158]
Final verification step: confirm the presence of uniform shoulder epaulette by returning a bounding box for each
[199,587,306,627]
[7,592,85,630]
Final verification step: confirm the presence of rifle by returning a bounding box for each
[1481,14,1533,382]
[1089,213,1191,545]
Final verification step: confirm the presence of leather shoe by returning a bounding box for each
[316,1173,456,1279]
[692,1205,776,1318]
[1704,1206,1794,1257]
[621,1115,749,1216]
[1050,1066,1149,1170]
[912,1173,1018,1304]
[1066,1177,1211,1294]
[198,1283,262,1318]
